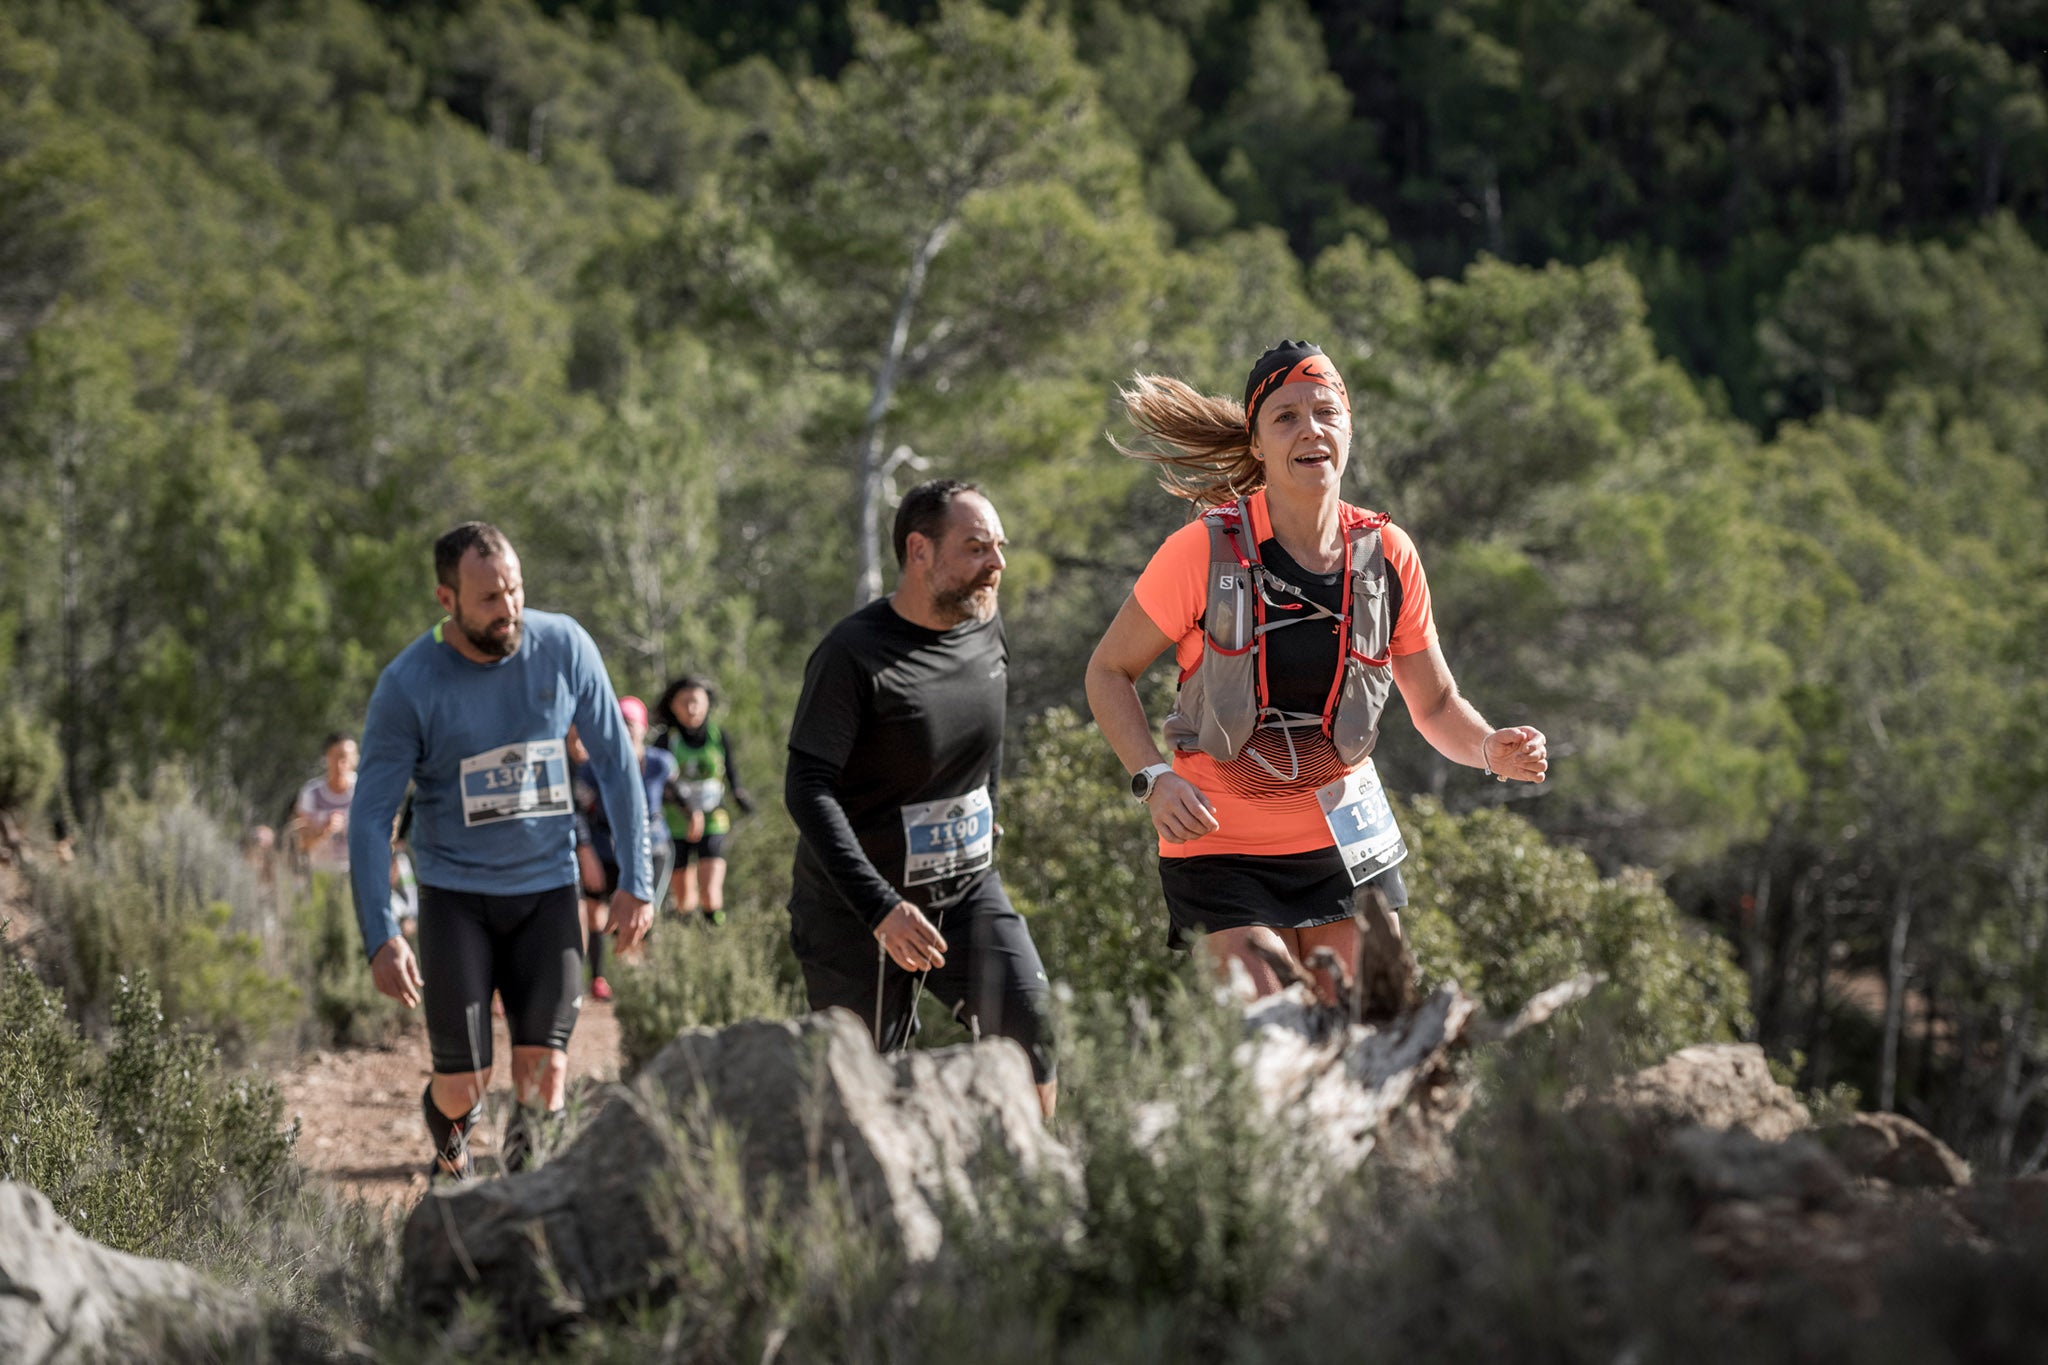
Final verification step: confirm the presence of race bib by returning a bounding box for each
[459,739,572,827]
[900,786,994,893]
[677,778,726,813]
[1316,760,1408,887]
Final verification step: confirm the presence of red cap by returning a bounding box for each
[619,695,649,728]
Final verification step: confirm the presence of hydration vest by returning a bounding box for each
[1160,494,1397,780]
[664,721,728,784]
[659,722,731,838]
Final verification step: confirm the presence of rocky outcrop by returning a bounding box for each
[1816,1111,1972,1189]
[0,1181,260,1363]
[1592,1043,1812,1142]
[1586,1051,2027,1323]
[400,1008,1076,1338]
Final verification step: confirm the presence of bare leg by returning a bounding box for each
[1295,918,1362,1006]
[675,860,701,915]
[1201,925,1301,997]
[1036,1079,1058,1119]
[698,857,727,919]
[509,1045,569,1112]
[431,1069,490,1118]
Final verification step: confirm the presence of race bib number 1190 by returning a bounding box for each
[900,786,994,891]
[460,739,571,827]
[1315,759,1408,887]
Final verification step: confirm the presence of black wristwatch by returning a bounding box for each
[1130,763,1173,802]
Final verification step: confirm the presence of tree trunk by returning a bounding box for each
[1481,159,1504,257]
[1915,961,1940,1108]
[1882,75,1904,210]
[1765,864,1817,1046]
[1980,133,2005,217]
[1829,44,1853,204]
[528,101,550,164]
[855,218,954,606]
[56,425,84,820]
[1880,881,1913,1112]
[1993,890,2046,1167]
[1746,859,1773,1043]
[1808,889,1835,1092]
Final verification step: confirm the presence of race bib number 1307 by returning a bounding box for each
[460,739,571,827]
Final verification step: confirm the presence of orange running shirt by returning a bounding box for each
[1132,490,1437,858]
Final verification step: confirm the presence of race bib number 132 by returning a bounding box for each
[1315,759,1408,887]
[460,739,571,827]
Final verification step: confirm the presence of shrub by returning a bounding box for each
[517,975,1326,1362]
[1001,707,1180,1003]
[1400,795,1751,1064]
[0,960,298,1261]
[612,858,809,1073]
[294,871,410,1050]
[0,704,61,817]
[28,772,302,1057]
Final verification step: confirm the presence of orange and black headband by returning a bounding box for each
[1243,340,1349,433]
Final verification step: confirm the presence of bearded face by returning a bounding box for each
[925,495,1006,627]
[441,548,525,659]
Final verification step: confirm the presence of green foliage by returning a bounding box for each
[1002,706,1178,1003]
[1402,796,1750,1064]
[0,0,2041,1179]
[611,810,809,1072]
[294,872,410,1049]
[612,910,809,1074]
[29,771,302,1057]
[0,702,61,815]
[0,961,297,1260]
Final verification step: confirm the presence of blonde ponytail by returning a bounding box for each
[1111,374,1264,510]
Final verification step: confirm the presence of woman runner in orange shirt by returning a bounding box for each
[1085,341,1548,996]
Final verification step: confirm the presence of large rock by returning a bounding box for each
[1595,1044,1811,1143]
[401,1008,1076,1337]
[1815,1111,1972,1189]
[0,1181,260,1363]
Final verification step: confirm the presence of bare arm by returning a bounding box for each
[1389,643,1548,783]
[1084,594,1221,842]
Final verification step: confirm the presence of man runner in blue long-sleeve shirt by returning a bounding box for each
[347,522,653,1179]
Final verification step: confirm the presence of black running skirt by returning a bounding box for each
[1158,850,1407,950]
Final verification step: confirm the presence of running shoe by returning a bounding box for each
[591,975,613,1002]
[501,1106,565,1174]
[427,1131,475,1184]
[502,1113,532,1174]
[705,909,727,928]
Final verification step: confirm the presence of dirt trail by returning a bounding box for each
[276,1001,624,1213]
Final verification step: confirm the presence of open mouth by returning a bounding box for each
[1294,454,1332,467]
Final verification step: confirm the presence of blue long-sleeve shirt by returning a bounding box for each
[347,609,651,959]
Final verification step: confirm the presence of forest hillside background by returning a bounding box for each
[3,0,2047,1173]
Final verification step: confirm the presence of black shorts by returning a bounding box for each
[416,883,583,1074]
[674,832,727,864]
[1158,851,1408,950]
[790,871,1056,1084]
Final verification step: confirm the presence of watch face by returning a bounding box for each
[1130,770,1150,798]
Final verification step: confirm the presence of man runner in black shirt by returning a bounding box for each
[785,479,1057,1116]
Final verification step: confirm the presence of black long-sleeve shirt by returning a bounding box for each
[783,600,1006,935]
